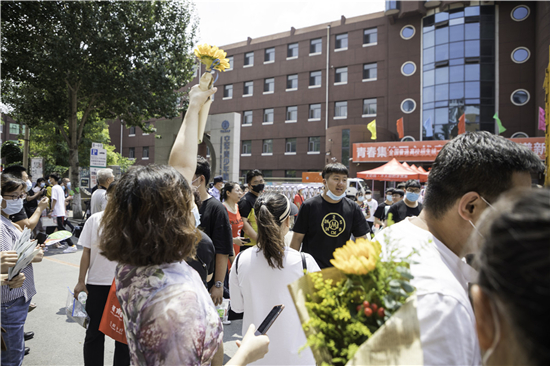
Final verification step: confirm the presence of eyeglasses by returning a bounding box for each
[2,193,27,200]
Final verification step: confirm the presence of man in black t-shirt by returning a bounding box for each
[387,180,423,223]
[373,188,394,228]
[291,163,369,268]
[237,170,265,250]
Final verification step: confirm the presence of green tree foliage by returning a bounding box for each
[1,0,198,217]
[1,140,23,166]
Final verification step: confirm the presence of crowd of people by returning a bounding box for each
[1,82,548,366]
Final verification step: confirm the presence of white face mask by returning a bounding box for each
[191,205,201,228]
[358,196,365,201]
[26,182,32,191]
[2,197,24,215]
[326,189,346,201]
[366,194,372,200]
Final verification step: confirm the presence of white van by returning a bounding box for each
[346,178,368,198]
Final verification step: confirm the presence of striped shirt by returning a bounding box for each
[1,216,36,303]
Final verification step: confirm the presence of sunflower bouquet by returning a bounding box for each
[193,44,230,143]
[288,237,422,366]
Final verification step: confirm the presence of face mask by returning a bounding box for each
[191,205,201,228]
[406,192,420,202]
[67,183,71,190]
[366,194,372,200]
[40,183,45,188]
[252,183,265,193]
[2,197,24,215]
[386,194,393,202]
[482,300,501,365]
[326,189,346,201]
[191,177,201,192]
[358,196,365,201]
[26,182,32,191]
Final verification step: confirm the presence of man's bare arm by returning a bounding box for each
[241,218,257,241]
[290,232,305,251]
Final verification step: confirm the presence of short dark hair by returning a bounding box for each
[405,180,421,190]
[396,183,406,190]
[393,189,405,197]
[49,173,60,182]
[322,163,348,179]
[474,188,550,366]
[386,188,395,194]
[424,132,544,218]
[2,165,26,180]
[36,178,46,184]
[195,156,211,186]
[246,169,263,185]
[100,165,200,266]
[1,174,26,194]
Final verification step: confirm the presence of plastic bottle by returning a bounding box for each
[78,292,88,305]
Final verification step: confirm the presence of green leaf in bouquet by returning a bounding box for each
[399,280,414,293]
[396,266,413,279]
[389,287,408,298]
[383,295,398,310]
[389,279,401,289]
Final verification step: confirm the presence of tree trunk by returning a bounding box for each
[68,87,83,219]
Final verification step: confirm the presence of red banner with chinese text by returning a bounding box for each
[353,138,546,163]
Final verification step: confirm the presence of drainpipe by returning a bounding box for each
[120,120,123,154]
[326,25,331,132]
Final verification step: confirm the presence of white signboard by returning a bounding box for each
[30,157,44,179]
[91,142,103,149]
[90,148,107,168]
[90,167,101,187]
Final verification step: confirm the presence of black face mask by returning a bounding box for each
[251,183,265,193]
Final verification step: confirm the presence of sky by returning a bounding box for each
[193,0,386,47]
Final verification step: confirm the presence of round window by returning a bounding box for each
[510,89,530,106]
[511,47,530,63]
[511,5,529,21]
[401,62,416,76]
[401,99,416,114]
[400,25,416,40]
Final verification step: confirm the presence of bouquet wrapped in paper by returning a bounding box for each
[193,44,230,143]
[288,237,422,365]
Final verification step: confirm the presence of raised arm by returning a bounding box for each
[169,85,217,184]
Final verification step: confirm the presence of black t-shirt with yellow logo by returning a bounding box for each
[293,195,368,269]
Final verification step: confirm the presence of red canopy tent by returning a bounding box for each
[357,158,420,181]
[410,164,429,183]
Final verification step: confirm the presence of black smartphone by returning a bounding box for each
[241,238,251,244]
[255,304,284,336]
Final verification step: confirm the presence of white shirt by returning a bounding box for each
[78,211,117,286]
[364,199,378,223]
[229,246,320,366]
[375,218,481,366]
[90,188,107,215]
[51,184,66,217]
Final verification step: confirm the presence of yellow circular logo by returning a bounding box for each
[321,213,346,238]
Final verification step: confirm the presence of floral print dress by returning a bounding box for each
[115,261,223,366]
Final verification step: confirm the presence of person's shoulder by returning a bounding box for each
[303,194,322,206]
[199,231,214,246]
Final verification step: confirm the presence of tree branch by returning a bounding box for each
[76,95,98,144]
[55,121,71,146]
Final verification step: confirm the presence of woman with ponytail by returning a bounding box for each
[229,193,320,365]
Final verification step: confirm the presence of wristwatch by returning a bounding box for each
[214,281,223,288]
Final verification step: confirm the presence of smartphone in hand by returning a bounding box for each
[254,305,285,336]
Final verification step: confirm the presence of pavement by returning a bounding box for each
[23,235,242,365]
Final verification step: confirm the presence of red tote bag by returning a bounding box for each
[98,279,128,344]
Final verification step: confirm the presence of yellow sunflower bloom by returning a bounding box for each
[194,43,230,72]
[330,238,381,275]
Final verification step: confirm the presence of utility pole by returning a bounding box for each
[22,123,30,169]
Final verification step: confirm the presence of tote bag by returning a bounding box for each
[98,279,128,344]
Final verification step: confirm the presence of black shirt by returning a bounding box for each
[293,195,369,269]
[199,197,233,256]
[387,200,423,224]
[374,202,391,220]
[186,231,216,287]
[9,207,28,223]
[238,192,257,222]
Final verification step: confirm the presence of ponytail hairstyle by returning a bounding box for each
[221,181,239,201]
[254,193,291,269]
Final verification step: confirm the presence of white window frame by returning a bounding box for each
[363,28,378,47]
[335,67,348,85]
[264,47,275,63]
[285,106,298,123]
[244,52,254,67]
[334,101,348,119]
[223,84,233,100]
[243,81,254,97]
[309,104,322,121]
[287,43,299,59]
[362,98,377,117]
[335,33,348,51]
[309,38,322,56]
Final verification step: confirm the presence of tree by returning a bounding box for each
[1,1,198,217]
[1,140,23,166]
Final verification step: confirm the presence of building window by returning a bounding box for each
[309,70,322,87]
[244,52,254,67]
[263,108,274,123]
[142,146,149,159]
[401,99,416,114]
[342,129,350,169]
[285,138,296,154]
[335,33,348,50]
[264,78,274,93]
[227,56,234,70]
[243,111,253,125]
[243,81,253,96]
[129,147,135,159]
[286,106,298,122]
[142,122,151,136]
[401,62,417,76]
[223,84,233,99]
[335,101,347,118]
[9,123,19,135]
[511,89,529,106]
[511,47,530,63]
[363,28,377,45]
[511,5,529,21]
[335,67,348,84]
[363,63,377,80]
[363,98,377,116]
[262,170,273,178]
[287,43,298,58]
[308,137,321,153]
[264,47,275,62]
[310,38,322,54]
[400,25,416,40]
[242,140,252,155]
[287,74,298,90]
[262,139,273,154]
[129,126,136,136]
[309,104,321,120]
[285,170,297,178]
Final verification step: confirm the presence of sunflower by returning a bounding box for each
[194,43,230,72]
[330,238,382,275]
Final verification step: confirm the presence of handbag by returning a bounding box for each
[98,279,128,344]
